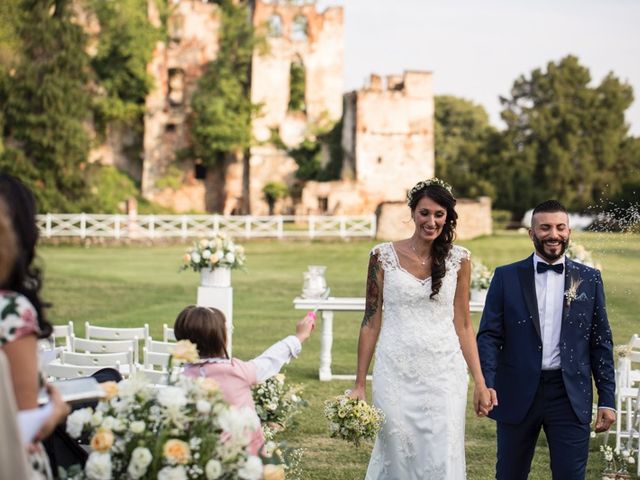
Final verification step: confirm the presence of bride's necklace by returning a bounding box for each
[410,242,431,266]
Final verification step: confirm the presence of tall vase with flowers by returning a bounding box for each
[181,233,246,287]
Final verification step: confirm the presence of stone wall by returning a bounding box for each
[376,196,492,241]
[298,70,435,215]
[246,0,344,215]
[142,0,221,207]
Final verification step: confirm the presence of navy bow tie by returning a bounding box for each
[537,262,564,274]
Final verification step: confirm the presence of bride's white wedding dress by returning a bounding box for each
[365,243,469,480]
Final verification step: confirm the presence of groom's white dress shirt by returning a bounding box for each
[533,253,565,370]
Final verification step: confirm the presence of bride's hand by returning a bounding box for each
[349,385,366,401]
[473,384,494,417]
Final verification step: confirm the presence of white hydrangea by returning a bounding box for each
[85,452,112,480]
[205,459,223,480]
[66,408,93,438]
[157,386,188,409]
[130,421,145,434]
[196,400,212,414]
[237,456,263,480]
[157,465,187,480]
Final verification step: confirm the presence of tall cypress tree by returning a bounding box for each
[0,0,91,211]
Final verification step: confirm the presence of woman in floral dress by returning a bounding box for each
[0,174,69,479]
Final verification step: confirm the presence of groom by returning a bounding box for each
[477,200,616,479]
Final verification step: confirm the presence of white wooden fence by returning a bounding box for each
[36,213,377,240]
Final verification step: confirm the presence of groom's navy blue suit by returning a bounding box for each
[477,255,615,479]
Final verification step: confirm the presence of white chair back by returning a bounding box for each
[45,362,118,380]
[71,335,139,364]
[85,322,149,342]
[142,347,171,371]
[135,368,169,385]
[163,324,176,342]
[61,350,135,377]
[50,321,74,349]
[145,337,176,355]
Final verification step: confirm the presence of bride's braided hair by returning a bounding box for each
[408,180,458,299]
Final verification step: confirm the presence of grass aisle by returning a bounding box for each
[41,232,640,479]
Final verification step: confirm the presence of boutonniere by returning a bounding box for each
[564,276,583,306]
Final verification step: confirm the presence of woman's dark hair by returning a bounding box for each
[0,174,52,338]
[408,183,458,299]
[174,305,229,359]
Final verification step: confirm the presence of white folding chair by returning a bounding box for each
[145,337,176,355]
[142,347,171,372]
[50,321,74,349]
[61,350,135,377]
[163,324,176,342]
[629,334,640,351]
[70,335,139,365]
[85,322,149,342]
[614,353,640,454]
[45,362,115,380]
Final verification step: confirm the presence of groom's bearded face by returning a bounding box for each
[529,211,571,262]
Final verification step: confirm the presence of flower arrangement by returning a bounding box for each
[599,444,636,479]
[61,340,283,480]
[252,373,308,441]
[566,241,602,270]
[470,260,493,291]
[324,393,385,447]
[181,233,246,272]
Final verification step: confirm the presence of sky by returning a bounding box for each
[316,0,640,135]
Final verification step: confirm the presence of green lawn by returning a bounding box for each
[40,231,640,479]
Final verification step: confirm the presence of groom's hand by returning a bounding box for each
[594,408,616,433]
[474,386,497,417]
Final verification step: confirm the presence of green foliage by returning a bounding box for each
[288,120,343,181]
[155,164,184,191]
[263,180,288,214]
[190,0,260,166]
[288,60,306,112]
[434,95,497,199]
[0,0,92,212]
[497,55,635,215]
[90,0,162,129]
[491,209,513,230]
[289,137,323,180]
[84,164,138,213]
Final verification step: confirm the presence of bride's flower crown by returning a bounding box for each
[407,178,453,205]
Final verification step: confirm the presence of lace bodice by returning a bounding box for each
[372,243,470,366]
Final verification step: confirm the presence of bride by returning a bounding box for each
[351,178,494,479]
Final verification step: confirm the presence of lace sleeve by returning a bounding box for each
[370,243,396,272]
[447,245,471,273]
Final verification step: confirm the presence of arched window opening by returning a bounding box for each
[288,58,306,112]
[292,15,308,41]
[267,14,282,37]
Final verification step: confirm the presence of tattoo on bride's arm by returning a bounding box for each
[362,253,381,327]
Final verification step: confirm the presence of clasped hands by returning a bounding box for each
[474,385,498,417]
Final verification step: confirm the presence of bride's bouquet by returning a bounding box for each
[324,393,385,447]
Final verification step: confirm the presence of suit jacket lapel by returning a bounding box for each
[518,256,541,339]
[561,258,577,326]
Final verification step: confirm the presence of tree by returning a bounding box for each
[434,95,497,199]
[497,55,634,216]
[190,0,260,213]
[262,181,288,215]
[0,0,92,211]
[89,0,162,130]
